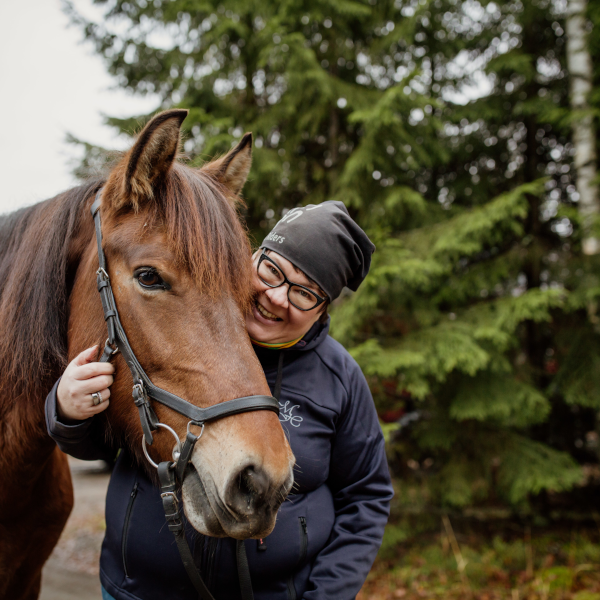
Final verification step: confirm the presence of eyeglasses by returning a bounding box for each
[256,251,327,311]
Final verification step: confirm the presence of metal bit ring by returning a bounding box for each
[142,423,183,469]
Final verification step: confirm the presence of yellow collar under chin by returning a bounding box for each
[250,336,303,349]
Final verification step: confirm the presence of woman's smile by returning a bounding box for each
[255,300,282,322]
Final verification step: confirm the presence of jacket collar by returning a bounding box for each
[291,317,330,352]
[252,318,330,369]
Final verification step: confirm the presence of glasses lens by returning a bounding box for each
[258,258,284,286]
[289,285,318,310]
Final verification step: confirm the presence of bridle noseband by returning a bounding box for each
[91,189,280,600]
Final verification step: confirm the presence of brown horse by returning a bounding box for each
[0,109,294,600]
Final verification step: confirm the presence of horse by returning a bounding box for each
[0,109,295,600]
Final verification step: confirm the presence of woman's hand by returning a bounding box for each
[56,346,116,422]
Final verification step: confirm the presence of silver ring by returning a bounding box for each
[91,391,103,406]
[142,423,183,469]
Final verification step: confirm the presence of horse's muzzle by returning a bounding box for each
[182,461,293,540]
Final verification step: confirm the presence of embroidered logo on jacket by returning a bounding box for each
[279,401,303,427]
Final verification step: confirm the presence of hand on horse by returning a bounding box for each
[56,346,115,422]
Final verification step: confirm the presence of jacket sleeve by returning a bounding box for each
[45,378,117,462]
[303,363,393,600]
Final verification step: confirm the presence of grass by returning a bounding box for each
[358,520,600,600]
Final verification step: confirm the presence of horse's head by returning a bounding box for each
[69,110,294,539]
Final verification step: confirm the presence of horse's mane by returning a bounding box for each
[0,181,101,409]
[0,162,253,410]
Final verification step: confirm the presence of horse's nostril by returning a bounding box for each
[226,465,271,514]
[242,466,269,497]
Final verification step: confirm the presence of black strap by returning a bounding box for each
[274,352,284,401]
[236,540,255,600]
[158,462,216,600]
[159,460,256,600]
[175,431,200,483]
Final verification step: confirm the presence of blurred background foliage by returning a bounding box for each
[66,0,600,553]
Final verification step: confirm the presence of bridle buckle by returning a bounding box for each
[132,383,147,406]
[96,267,109,280]
[187,420,205,439]
[160,490,178,504]
[160,490,180,521]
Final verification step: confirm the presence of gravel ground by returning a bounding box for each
[39,457,110,600]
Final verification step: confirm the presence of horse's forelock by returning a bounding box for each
[104,162,254,310]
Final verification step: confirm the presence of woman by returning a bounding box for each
[46,200,393,600]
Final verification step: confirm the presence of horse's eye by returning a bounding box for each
[135,269,167,290]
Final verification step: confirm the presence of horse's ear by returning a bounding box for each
[203,133,253,195]
[109,109,188,209]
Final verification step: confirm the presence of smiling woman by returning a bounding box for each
[235,201,393,600]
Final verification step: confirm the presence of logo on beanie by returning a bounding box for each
[265,231,285,244]
[275,204,324,227]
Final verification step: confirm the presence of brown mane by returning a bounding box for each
[0,161,253,413]
[0,181,101,408]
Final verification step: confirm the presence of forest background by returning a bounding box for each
[65,0,600,597]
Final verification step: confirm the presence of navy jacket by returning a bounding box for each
[46,320,393,600]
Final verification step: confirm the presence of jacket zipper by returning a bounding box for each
[299,517,308,564]
[286,576,297,600]
[122,481,138,578]
[287,518,307,600]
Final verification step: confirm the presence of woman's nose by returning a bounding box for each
[265,285,289,307]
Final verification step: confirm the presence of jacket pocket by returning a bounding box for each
[121,481,138,578]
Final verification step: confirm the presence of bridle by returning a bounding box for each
[91,190,279,600]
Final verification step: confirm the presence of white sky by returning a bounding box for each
[0,0,159,215]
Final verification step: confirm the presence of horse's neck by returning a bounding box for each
[0,389,58,484]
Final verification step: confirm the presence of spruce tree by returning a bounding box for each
[67,0,600,512]
[335,0,599,509]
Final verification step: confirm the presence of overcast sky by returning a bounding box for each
[0,0,158,214]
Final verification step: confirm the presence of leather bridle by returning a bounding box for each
[91,190,280,600]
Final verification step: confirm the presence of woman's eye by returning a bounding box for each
[136,269,166,289]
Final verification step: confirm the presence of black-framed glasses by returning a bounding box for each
[257,251,327,311]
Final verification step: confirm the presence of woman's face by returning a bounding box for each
[246,250,325,344]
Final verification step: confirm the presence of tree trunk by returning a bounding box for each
[566,0,600,255]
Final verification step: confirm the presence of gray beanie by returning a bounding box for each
[260,201,375,301]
